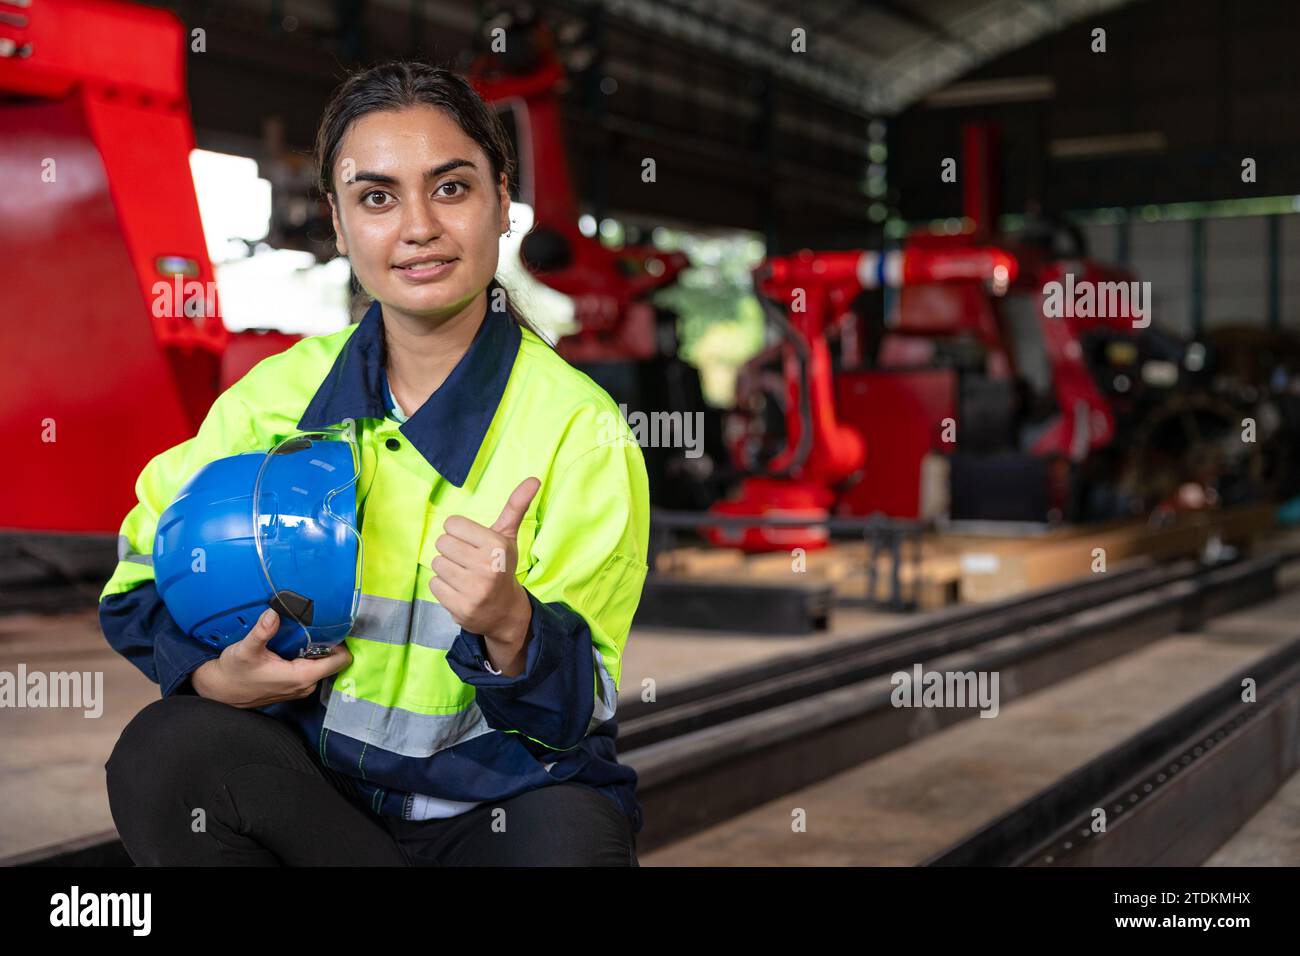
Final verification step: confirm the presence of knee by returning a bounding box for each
[502,784,637,867]
[105,696,233,807]
[106,696,260,865]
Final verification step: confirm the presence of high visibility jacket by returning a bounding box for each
[99,287,651,831]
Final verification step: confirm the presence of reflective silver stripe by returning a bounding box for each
[117,534,153,567]
[587,647,618,734]
[333,600,621,747]
[351,593,459,650]
[321,679,493,758]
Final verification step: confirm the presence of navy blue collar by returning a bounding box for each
[297,291,522,487]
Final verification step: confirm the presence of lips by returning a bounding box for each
[393,257,457,280]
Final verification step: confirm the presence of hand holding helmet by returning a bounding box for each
[191,608,354,708]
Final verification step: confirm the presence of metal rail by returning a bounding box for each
[926,629,1300,866]
[622,558,1201,748]
[625,554,1284,852]
[0,533,115,615]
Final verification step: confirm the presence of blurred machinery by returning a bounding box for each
[0,0,298,536]
[709,123,1272,551]
[1,0,1288,571]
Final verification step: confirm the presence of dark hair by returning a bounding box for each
[315,60,550,346]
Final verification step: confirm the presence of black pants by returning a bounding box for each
[105,695,638,866]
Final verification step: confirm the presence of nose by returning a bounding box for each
[399,195,441,245]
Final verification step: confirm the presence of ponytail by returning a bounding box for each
[488,277,555,351]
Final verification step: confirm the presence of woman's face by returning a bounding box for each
[329,104,509,324]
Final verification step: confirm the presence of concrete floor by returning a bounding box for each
[620,604,898,697]
[0,609,132,860]
[642,576,1300,866]
[1204,761,1300,865]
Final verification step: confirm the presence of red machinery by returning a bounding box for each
[708,123,1163,552]
[0,0,297,535]
[466,13,688,364]
[462,13,1165,540]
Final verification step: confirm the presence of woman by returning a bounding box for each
[99,61,650,866]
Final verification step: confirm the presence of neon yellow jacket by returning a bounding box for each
[99,287,651,829]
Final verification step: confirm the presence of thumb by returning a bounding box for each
[244,607,279,648]
[491,477,540,537]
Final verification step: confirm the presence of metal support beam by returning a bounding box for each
[1268,213,1281,331]
[1191,217,1205,338]
[867,0,1144,114]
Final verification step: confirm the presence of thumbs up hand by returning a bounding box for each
[429,477,541,671]
[487,476,541,539]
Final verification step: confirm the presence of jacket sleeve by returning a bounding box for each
[98,385,259,697]
[446,407,650,751]
[99,582,218,697]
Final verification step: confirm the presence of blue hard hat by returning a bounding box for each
[153,425,363,659]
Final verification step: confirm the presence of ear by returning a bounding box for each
[498,172,511,234]
[327,193,348,257]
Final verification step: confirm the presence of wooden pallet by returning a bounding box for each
[655,537,957,610]
[954,502,1276,603]
[653,502,1279,611]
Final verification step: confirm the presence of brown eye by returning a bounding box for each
[362,191,392,208]
[437,181,467,198]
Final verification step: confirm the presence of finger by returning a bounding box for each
[291,647,352,680]
[433,533,483,570]
[427,576,467,623]
[442,514,498,549]
[240,607,279,652]
[430,554,475,591]
[287,658,351,686]
[491,477,541,537]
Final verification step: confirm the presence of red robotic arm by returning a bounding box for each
[710,244,1020,551]
[467,11,687,362]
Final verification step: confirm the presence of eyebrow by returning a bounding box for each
[347,158,478,187]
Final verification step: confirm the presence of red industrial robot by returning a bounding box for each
[0,0,296,535]
[709,123,1162,551]
[466,9,688,364]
